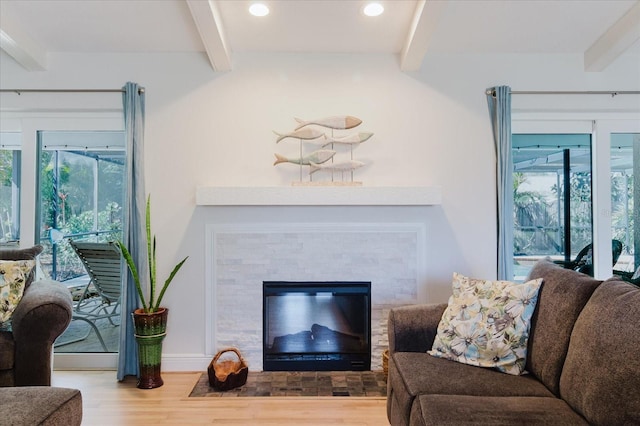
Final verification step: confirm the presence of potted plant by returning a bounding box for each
[117,195,188,389]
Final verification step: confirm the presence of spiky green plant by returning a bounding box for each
[117,195,188,313]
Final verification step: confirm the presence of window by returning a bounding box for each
[512,118,640,281]
[512,133,592,279]
[0,132,21,244]
[1,106,125,365]
[610,132,639,276]
[32,131,126,354]
[36,131,125,283]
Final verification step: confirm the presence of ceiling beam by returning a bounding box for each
[0,3,47,71]
[186,0,232,72]
[584,1,640,72]
[400,0,447,72]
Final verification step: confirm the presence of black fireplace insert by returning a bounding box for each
[263,281,371,371]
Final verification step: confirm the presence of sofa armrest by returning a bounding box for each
[388,303,447,354]
[11,279,73,386]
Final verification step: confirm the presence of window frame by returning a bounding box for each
[593,119,640,278]
[0,132,22,244]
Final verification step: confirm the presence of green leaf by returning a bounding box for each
[116,240,148,311]
[119,194,188,313]
[145,195,155,308]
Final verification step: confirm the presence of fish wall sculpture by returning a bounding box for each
[309,160,365,175]
[294,116,362,130]
[273,128,326,143]
[307,132,374,146]
[273,149,336,166]
[273,115,371,184]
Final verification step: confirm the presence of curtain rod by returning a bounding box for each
[485,89,640,96]
[0,88,144,94]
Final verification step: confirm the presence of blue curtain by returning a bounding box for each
[117,82,147,380]
[486,86,513,280]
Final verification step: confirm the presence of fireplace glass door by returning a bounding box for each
[263,281,371,371]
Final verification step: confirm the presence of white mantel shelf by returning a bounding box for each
[196,186,442,206]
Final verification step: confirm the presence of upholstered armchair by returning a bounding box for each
[0,245,73,386]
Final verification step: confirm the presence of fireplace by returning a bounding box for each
[263,281,371,371]
[206,222,424,370]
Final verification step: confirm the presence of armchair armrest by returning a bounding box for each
[11,279,72,386]
[388,303,447,354]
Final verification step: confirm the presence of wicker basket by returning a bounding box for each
[207,348,248,391]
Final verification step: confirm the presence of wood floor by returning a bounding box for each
[52,370,389,425]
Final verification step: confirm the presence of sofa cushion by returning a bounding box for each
[0,331,14,371]
[389,351,555,421]
[428,273,542,375]
[525,259,601,395]
[559,278,640,425]
[0,260,36,327]
[0,386,82,425]
[412,394,588,426]
[0,245,43,290]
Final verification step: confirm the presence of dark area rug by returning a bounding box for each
[189,371,387,397]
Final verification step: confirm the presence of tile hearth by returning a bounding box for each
[189,371,387,397]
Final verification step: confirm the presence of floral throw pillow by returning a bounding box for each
[428,273,543,375]
[0,260,36,328]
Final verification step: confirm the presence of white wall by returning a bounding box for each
[1,50,639,367]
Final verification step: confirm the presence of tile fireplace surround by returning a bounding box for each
[205,222,426,371]
[200,186,440,371]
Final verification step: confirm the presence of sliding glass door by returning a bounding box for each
[512,132,593,280]
[596,120,640,279]
[0,112,125,367]
[610,133,637,275]
[37,131,126,354]
[0,132,21,244]
[36,131,125,282]
[513,119,640,281]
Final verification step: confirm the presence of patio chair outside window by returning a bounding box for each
[615,266,640,286]
[55,240,122,352]
[554,239,623,277]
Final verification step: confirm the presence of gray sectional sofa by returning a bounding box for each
[0,245,73,386]
[1,245,82,425]
[387,259,640,425]
[0,386,82,426]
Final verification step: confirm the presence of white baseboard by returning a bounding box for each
[53,353,212,372]
[161,354,212,372]
[54,352,118,370]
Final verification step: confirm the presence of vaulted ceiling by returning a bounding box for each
[1,0,639,73]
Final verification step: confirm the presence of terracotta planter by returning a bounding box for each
[132,307,168,389]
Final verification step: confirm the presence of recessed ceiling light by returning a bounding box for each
[249,3,269,17]
[363,2,384,17]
